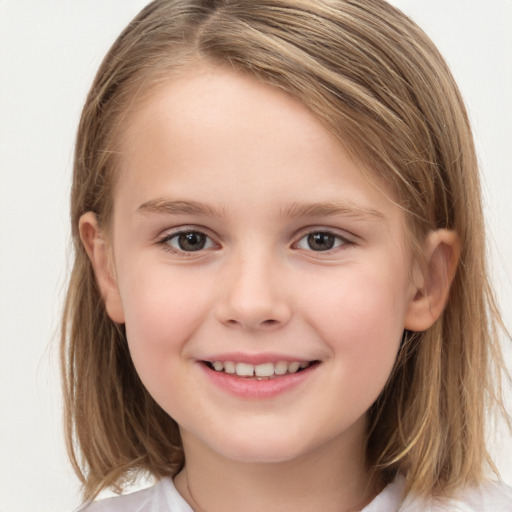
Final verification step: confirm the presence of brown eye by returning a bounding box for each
[296,231,347,252]
[307,232,336,251]
[165,231,214,252]
[178,232,206,251]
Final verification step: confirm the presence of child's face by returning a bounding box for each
[100,65,422,464]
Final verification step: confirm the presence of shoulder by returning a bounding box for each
[433,480,512,512]
[73,477,193,512]
[403,480,512,512]
[365,476,512,512]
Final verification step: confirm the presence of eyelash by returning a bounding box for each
[294,230,353,254]
[156,228,354,255]
[157,229,218,255]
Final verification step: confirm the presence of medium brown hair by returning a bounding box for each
[62,0,509,502]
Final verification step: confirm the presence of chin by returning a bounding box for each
[206,431,316,464]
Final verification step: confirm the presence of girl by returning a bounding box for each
[62,1,512,510]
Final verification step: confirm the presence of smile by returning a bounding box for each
[199,356,321,399]
[204,360,318,379]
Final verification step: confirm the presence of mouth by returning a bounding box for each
[203,360,320,380]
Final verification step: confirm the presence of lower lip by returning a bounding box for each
[200,363,318,400]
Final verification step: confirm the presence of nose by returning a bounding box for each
[215,250,292,331]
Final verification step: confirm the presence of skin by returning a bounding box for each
[81,64,459,512]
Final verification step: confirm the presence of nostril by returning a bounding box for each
[225,318,280,329]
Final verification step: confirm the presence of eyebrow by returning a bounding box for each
[281,201,385,221]
[137,198,385,221]
[137,199,223,217]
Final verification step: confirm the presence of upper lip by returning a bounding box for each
[198,352,318,365]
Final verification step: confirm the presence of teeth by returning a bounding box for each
[274,361,288,375]
[212,361,224,371]
[224,361,236,374]
[255,363,274,377]
[209,360,313,377]
[236,362,255,377]
[288,361,300,374]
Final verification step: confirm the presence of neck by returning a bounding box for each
[174,418,378,512]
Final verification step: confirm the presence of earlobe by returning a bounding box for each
[79,212,125,324]
[404,229,460,332]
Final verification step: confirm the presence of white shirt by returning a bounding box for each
[76,475,512,511]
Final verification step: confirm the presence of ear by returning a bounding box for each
[404,229,460,332]
[79,212,125,324]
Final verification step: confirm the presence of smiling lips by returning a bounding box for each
[205,360,316,379]
[201,357,320,399]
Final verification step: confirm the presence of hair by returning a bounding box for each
[61,0,510,503]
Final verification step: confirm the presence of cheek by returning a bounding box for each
[117,264,212,387]
[305,261,410,334]
[302,264,409,395]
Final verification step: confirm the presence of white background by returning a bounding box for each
[0,1,511,511]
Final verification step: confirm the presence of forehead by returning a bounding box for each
[120,64,341,164]
[114,64,402,227]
